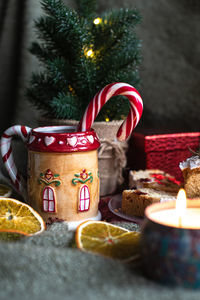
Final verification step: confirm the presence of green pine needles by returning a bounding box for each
[26,0,142,121]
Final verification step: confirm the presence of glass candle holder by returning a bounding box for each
[141,200,200,288]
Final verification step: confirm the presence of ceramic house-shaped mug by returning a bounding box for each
[1,125,101,229]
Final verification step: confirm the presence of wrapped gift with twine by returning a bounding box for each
[92,121,128,196]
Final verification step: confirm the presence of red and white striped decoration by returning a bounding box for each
[78,82,143,141]
[0,125,31,195]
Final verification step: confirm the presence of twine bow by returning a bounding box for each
[98,139,128,184]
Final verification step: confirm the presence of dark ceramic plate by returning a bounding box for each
[108,194,144,225]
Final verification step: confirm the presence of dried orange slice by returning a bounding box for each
[0,198,46,238]
[76,220,140,260]
[0,184,11,197]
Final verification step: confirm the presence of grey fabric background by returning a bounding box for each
[0,0,200,133]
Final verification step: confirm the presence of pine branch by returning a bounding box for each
[40,0,66,17]
[35,3,90,58]
[46,57,70,88]
[97,33,141,79]
[92,8,141,50]
[103,67,140,88]
[34,16,76,59]
[26,73,59,113]
[29,41,57,63]
[70,55,97,100]
[50,92,82,119]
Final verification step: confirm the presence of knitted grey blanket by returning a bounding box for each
[0,169,199,300]
[0,221,200,300]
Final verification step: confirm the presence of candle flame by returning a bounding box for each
[176,188,187,216]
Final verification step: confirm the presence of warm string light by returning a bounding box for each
[93,17,102,25]
[105,117,110,122]
[68,84,75,95]
[86,49,94,57]
[84,45,95,58]
[84,17,104,59]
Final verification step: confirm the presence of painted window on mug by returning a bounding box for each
[43,186,56,212]
[79,185,90,211]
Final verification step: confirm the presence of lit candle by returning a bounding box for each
[148,189,200,229]
[141,189,200,288]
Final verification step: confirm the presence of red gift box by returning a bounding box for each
[128,132,200,181]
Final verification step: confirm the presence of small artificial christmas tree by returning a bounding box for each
[27,0,142,122]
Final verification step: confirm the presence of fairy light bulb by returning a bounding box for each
[105,117,110,122]
[93,17,102,25]
[68,84,75,95]
[86,49,94,57]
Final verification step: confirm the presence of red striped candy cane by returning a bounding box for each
[0,125,31,198]
[78,82,143,141]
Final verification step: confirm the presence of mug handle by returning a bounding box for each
[0,125,32,199]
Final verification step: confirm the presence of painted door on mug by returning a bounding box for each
[43,186,56,212]
[79,185,90,211]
